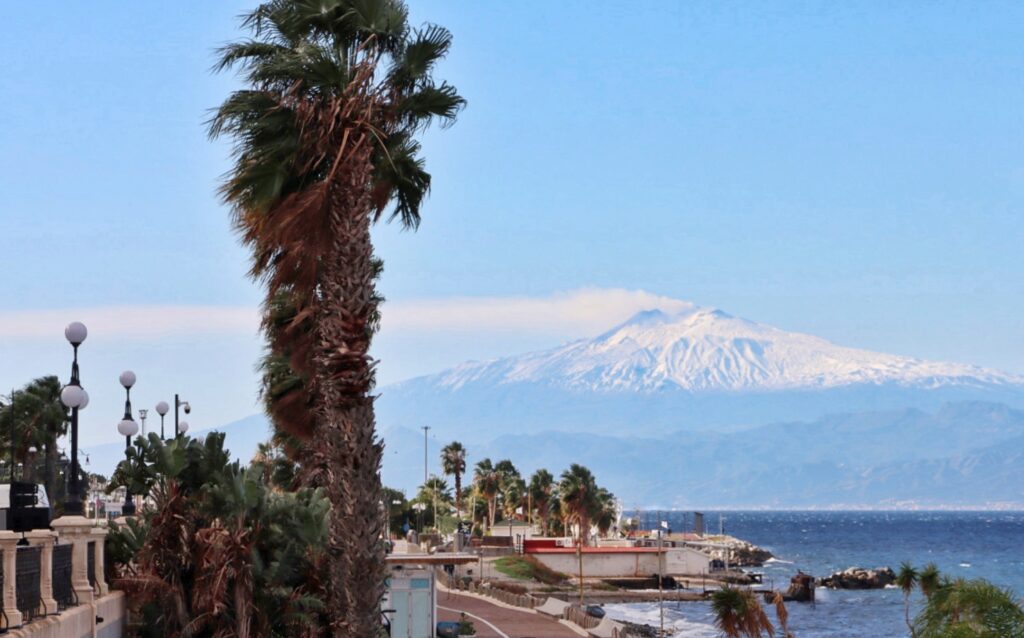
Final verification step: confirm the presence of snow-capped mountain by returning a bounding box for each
[424,307,1022,394]
[376,305,1024,506]
[377,306,1024,442]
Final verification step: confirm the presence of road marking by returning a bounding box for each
[438,605,511,638]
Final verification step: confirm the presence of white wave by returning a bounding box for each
[765,558,794,564]
[603,603,717,638]
[959,562,972,568]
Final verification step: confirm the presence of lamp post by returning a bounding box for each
[117,370,139,516]
[174,394,190,440]
[138,409,148,437]
[60,321,89,516]
[155,401,169,439]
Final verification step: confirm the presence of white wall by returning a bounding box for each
[531,548,710,578]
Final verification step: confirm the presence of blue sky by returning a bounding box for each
[2,2,1023,448]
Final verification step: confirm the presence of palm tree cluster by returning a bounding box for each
[447,447,616,545]
[108,433,329,637]
[209,0,462,633]
[0,376,73,504]
[895,562,1024,637]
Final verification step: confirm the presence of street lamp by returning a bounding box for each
[155,401,169,440]
[61,321,89,516]
[117,370,139,516]
[174,394,191,440]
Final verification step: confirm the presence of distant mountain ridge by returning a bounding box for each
[421,307,1022,394]
[378,306,1024,439]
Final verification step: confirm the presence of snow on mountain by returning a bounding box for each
[422,306,1022,394]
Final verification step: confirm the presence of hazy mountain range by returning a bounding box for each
[89,305,1024,507]
[376,306,1024,507]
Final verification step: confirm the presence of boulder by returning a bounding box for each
[820,567,896,590]
[785,572,816,602]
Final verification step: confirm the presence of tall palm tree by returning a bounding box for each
[473,459,500,530]
[211,1,463,633]
[919,563,941,599]
[711,587,775,638]
[897,561,919,637]
[559,464,600,546]
[528,469,554,535]
[440,441,467,519]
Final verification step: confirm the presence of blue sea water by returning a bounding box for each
[605,511,1024,637]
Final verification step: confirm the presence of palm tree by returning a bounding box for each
[211,1,463,633]
[771,591,792,638]
[919,563,941,599]
[1,377,68,499]
[711,587,775,638]
[473,459,500,530]
[441,441,467,519]
[897,561,919,637]
[528,469,554,535]
[594,487,617,537]
[914,577,1024,637]
[559,464,600,546]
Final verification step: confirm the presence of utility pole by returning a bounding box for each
[658,525,665,637]
[422,425,430,531]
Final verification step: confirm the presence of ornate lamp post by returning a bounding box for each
[155,401,169,440]
[116,371,139,516]
[60,321,89,515]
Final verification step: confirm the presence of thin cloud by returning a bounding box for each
[0,305,260,340]
[0,288,693,341]
[383,288,695,335]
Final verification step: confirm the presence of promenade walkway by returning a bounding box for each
[436,590,582,638]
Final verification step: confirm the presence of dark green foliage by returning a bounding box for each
[108,434,329,637]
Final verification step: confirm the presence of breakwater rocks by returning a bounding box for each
[819,567,896,589]
[730,542,774,566]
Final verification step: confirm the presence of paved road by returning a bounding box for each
[436,590,581,638]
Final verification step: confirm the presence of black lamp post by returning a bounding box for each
[60,321,89,516]
[116,370,139,516]
[174,394,191,439]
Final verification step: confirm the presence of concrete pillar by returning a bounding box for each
[0,531,24,628]
[50,516,96,606]
[25,529,59,616]
[89,526,109,596]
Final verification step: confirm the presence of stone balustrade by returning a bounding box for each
[0,516,125,637]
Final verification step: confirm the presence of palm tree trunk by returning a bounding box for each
[307,145,386,637]
[454,471,462,520]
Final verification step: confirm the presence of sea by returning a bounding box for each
[604,511,1024,638]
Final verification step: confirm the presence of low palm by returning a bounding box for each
[914,577,1024,637]
[711,587,775,638]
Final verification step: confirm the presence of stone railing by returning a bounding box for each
[0,517,124,637]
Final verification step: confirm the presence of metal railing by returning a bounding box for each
[15,546,42,622]
[87,542,96,590]
[52,544,76,610]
